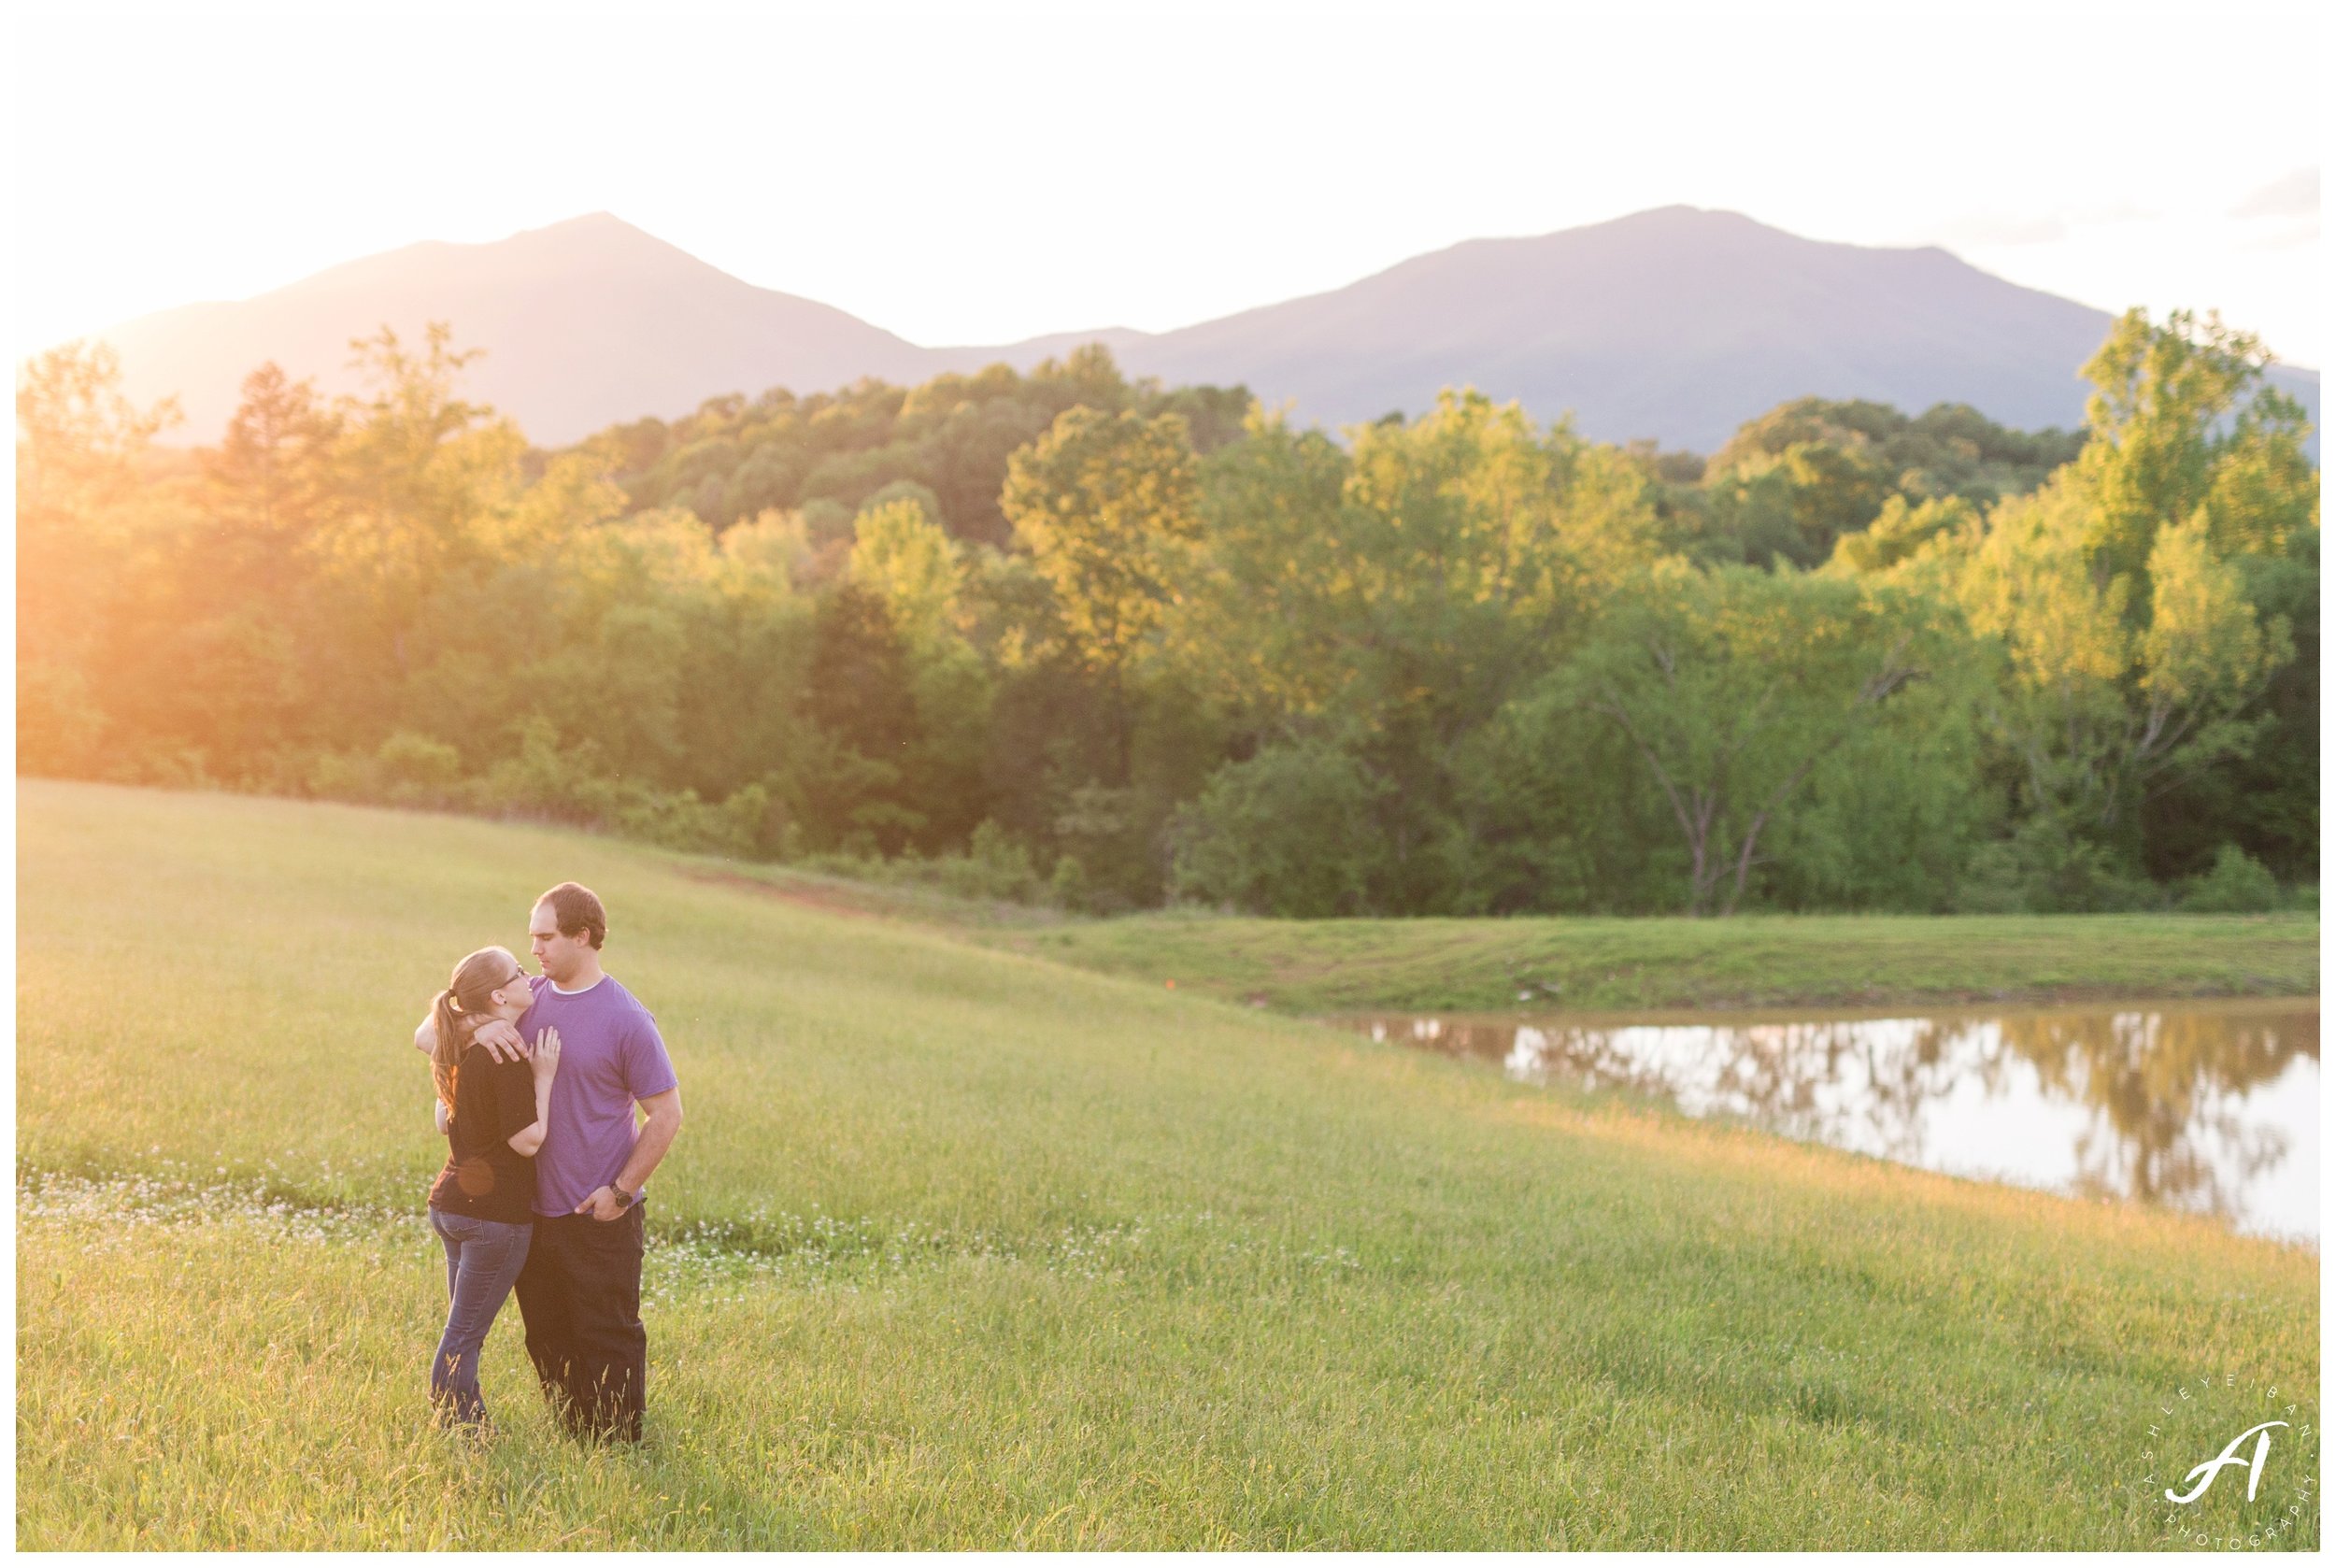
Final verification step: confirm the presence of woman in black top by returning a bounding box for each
[423,946,562,1429]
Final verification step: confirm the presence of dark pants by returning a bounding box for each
[427,1208,534,1426]
[512,1203,648,1442]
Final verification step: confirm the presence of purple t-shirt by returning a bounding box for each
[519,973,679,1217]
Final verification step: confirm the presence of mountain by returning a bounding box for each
[945,206,2320,452]
[81,207,2319,453]
[90,213,936,447]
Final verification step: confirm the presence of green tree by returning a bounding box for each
[1953,310,2310,864]
[15,342,180,774]
[1570,563,1939,916]
[849,495,992,846]
[1170,393,1670,912]
[204,363,340,546]
[307,323,527,730]
[1171,736,1387,916]
[1000,405,1201,780]
[1827,494,1979,577]
[2141,526,2318,880]
[1001,406,1200,677]
[849,497,962,651]
[1705,396,2084,569]
[2074,309,2315,575]
[801,581,925,853]
[104,363,342,769]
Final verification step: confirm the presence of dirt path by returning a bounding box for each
[677,864,885,919]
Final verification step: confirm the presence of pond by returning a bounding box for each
[1337,999,2318,1244]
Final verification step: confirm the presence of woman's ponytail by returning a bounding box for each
[430,986,468,1119]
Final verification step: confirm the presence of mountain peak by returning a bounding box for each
[95,210,936,443]
[517,210,657,242]
[492,210,698,264]
[1591,204,1771,235]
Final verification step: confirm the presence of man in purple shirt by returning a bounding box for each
[417,881,682,1442]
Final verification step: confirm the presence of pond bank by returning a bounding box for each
[996,911,2320,1014]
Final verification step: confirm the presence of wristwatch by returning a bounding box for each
[611,1184,637,1211]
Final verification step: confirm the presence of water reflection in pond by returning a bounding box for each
[1342,1000,2318,1243]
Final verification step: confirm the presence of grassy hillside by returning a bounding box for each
[995,909,2320,1014]
[16,782,2319,1548]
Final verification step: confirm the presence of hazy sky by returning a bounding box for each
[12,3,2325,365]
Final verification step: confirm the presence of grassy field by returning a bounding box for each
[994,908,2321,1013]
[17,781,2321,1548]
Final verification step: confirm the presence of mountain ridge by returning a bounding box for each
[78,207,2320,453]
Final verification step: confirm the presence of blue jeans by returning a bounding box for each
[427,1207,534,1426]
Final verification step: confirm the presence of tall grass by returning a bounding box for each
[17,781,2319,1548]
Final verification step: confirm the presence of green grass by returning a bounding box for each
[995,908,2321,1013]
[17,781,2320,1548]
[670,853,1072,929]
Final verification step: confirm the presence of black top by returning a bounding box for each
[427,1040,540,1225]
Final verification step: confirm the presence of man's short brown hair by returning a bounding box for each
[537,881,607,949]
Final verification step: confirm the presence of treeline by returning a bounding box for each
[591,347,1256,549]
[576,351,2081,573]
[16,311,2316,916]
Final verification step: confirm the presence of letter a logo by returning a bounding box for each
[2165,1421,2287,1504]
